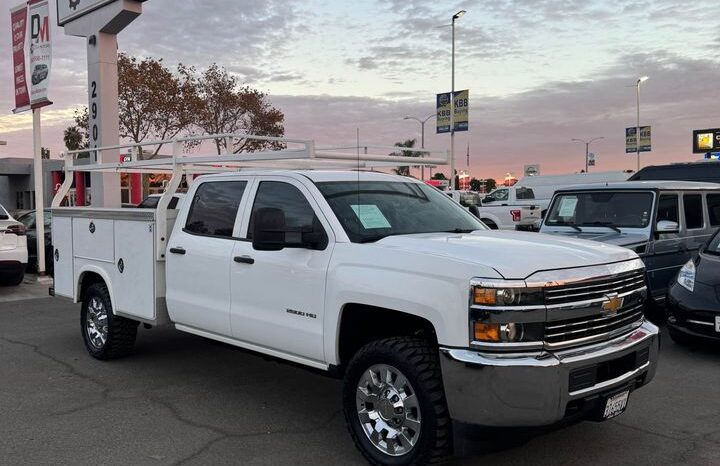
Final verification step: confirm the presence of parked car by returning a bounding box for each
[445,189,541,230]
[517,171,632,208]
[666,228,720,345]
[16,210,53,275]
[136,193,185,209]
[0,203,28,285]
[481,185,551,216]
[629,161,720,184]
[53,166,660,466]
[540,181,720,310]
[31,63,48,85]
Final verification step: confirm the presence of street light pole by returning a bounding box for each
[450,9,466,191]
[572,137,604,172]
[636,76,648,172]
[404,114,434,181]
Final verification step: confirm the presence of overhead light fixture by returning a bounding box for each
[453,10,466,20]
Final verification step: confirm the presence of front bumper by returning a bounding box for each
[439,320,660,427]
[666,283,720,341]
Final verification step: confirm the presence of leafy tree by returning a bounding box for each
[64,108,90,158]
[484,178,497,192]
[389,139,419,177]
[117,53,200,157]
[431,172,447,180]
[193,63,285,154]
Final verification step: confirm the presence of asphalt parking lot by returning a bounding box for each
[1,285,719,466]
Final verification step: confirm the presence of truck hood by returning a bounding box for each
[540,230,649,248]
[373,231,638,279]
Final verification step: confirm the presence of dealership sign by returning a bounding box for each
[523,164,540,176]
[28,0,52,106]
[436,90,469,133]
[625,126,651,153]
[10,3,30,112]
[57,0,118,25]
[692,128,720,154]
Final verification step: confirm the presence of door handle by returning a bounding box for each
[169,247,186,255]
[234,255,255,264]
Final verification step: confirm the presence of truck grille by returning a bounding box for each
[544,269,646,305]
[544,269,646,348]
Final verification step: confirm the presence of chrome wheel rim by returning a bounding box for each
[86,297,108,349]
[356,364,421,457]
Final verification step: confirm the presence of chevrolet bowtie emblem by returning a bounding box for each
[602,293,624,315]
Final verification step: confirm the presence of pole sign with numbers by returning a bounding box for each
[436,89,469,133]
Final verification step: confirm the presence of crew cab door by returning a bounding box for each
[230,177,334,363]
[166,179,251,336]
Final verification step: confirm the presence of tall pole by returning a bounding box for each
[636,82,641,172]
[420,120,425,181]
[450,17,456,190]
[572,136,604,173]
[32,109,46,276]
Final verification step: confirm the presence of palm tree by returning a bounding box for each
[389,139,419,177]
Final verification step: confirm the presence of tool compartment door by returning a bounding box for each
[113,219,156,320]
[51,215,74,298]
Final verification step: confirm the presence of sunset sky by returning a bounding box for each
[1,0,719,180]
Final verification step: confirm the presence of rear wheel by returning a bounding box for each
[81,283,139,360]
[343,337,451,466]
[6,271,24,286]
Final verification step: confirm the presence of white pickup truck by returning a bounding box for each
[445,190,541,230]
[51,136,660,466]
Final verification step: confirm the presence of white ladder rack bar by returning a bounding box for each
[52,133,448,261]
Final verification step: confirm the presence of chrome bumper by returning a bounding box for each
[439,320,660,427]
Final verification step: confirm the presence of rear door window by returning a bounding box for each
[184,181,247,237]
[683,194,704,229]
[657,194,679,224]
[707,194,720,226]
[516,187,535,200]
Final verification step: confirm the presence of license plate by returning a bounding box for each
[715,316,720,333]
[603,390,629,420]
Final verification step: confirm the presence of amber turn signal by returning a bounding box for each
[473,322,501,342]
[473,287,496,305]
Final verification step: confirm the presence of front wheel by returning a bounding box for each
[343,337,451,466]
[81,283,139,360]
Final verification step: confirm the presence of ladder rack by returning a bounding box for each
[51,133,448,261]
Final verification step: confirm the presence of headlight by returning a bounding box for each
[472,285,544,306]
[677,260,695,292]
[473,322,524,342]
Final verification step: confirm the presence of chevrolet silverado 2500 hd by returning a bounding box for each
[51,137,660,466]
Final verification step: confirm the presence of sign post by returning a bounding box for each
[58,0,145,207]
[9,1,53,275]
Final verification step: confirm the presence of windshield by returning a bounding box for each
[316,181,485,243]
[545,191,654,228]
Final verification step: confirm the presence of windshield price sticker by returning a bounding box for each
[351,205,391,229]
[558,197,578,217]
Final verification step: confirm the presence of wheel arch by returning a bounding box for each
[75,266,116,312]
[334,303,439,371]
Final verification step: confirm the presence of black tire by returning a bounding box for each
[81,283,139,360]
[481,219,498,230]
[668,327,697,347]
[7,271,24,286]
[342,337,451,466]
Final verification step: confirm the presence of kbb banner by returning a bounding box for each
[10,3,30,112]
[28,0,52,107]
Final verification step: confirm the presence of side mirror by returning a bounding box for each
[656,220,679,234]
[252,208,286,251]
